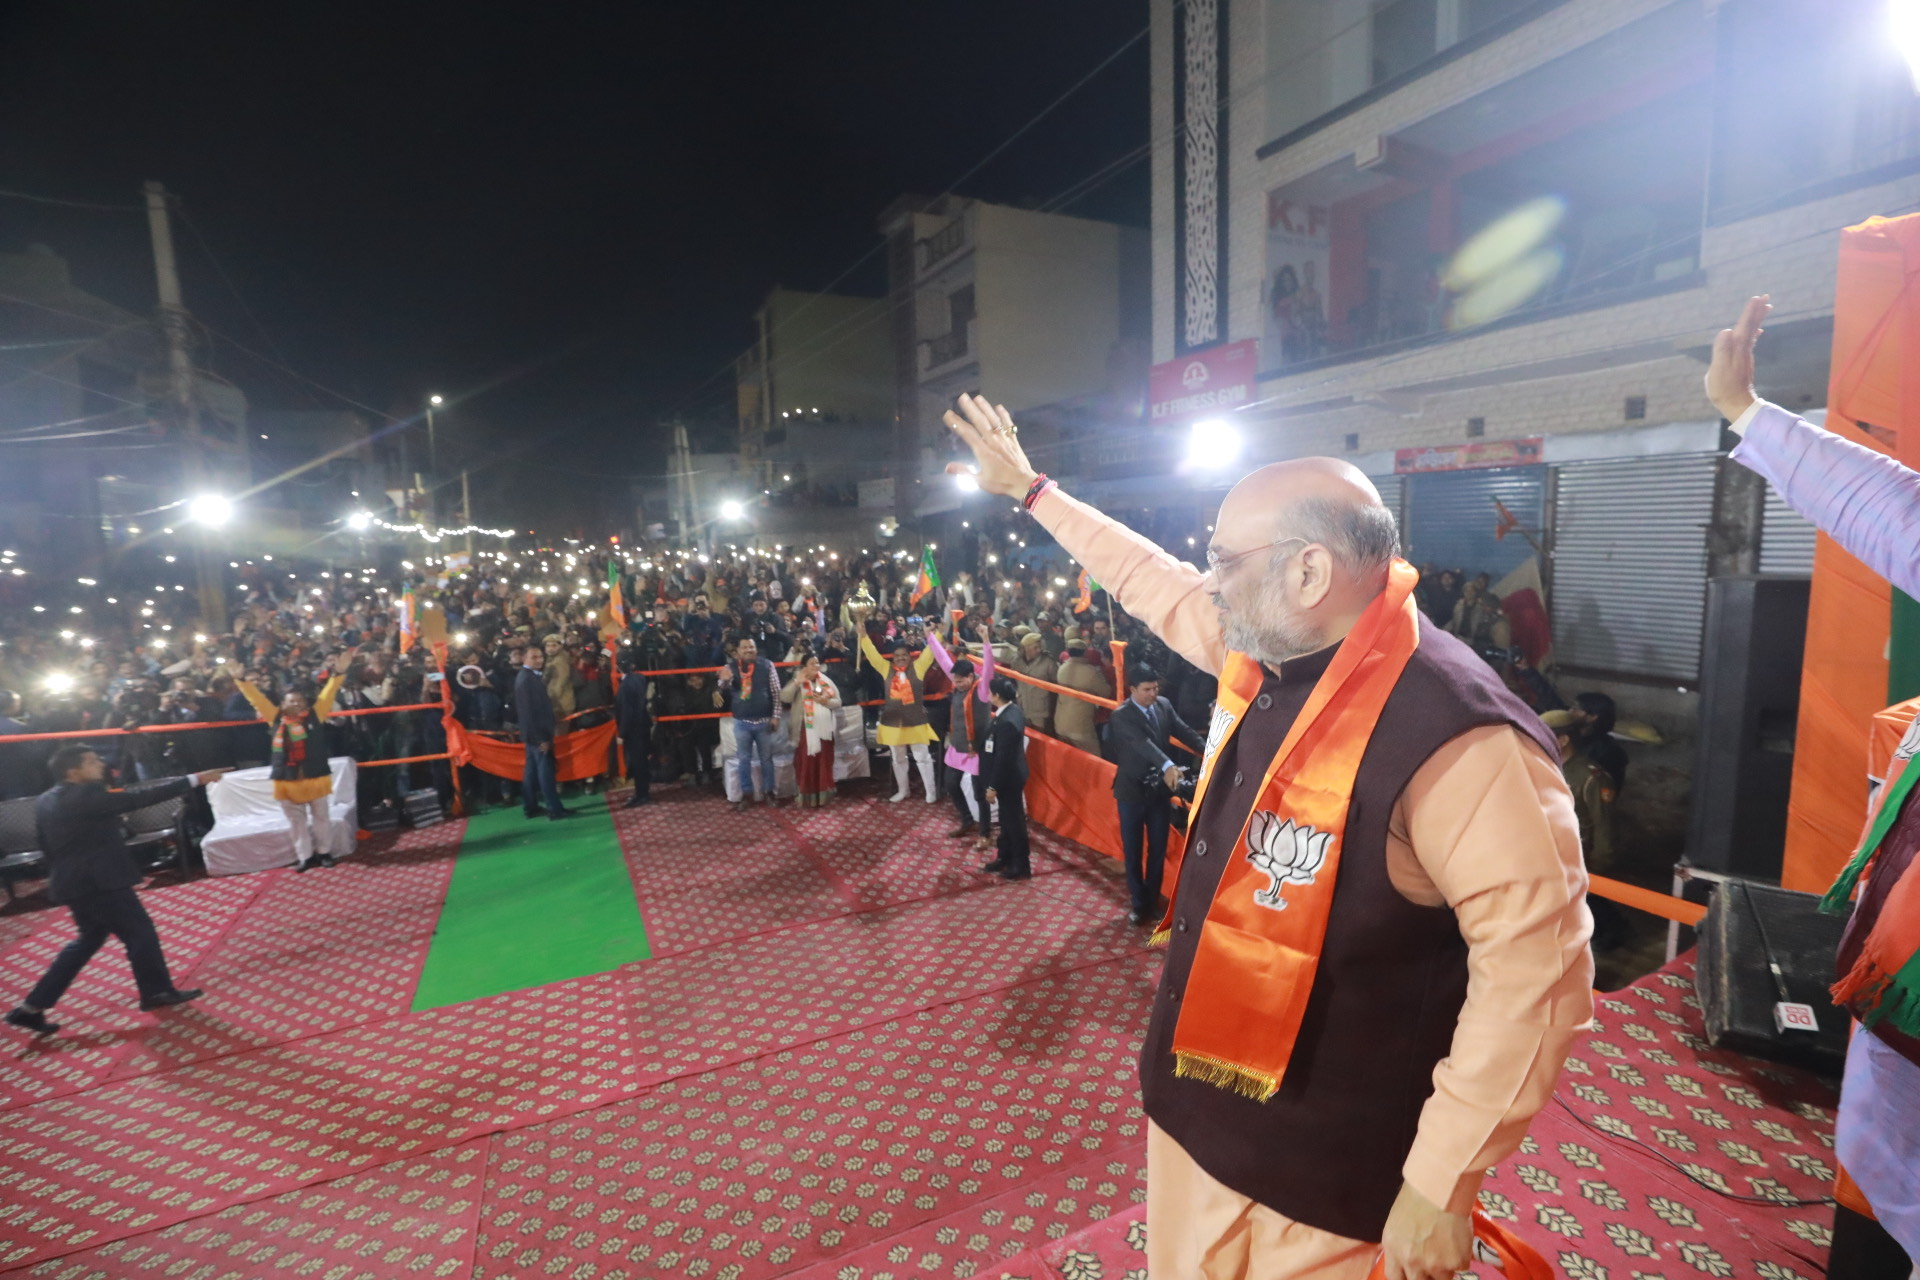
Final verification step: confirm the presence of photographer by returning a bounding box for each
[1108,666,1205,927]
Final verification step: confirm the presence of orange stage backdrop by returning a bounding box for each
[1782,214,1920,893]
[447,720,620,784]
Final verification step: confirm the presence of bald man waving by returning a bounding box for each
[946,397,1592,1280]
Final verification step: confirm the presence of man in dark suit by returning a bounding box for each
[4,745,230,1036]
[1109,665,1206,926]
[516,646,572,821]
[615,652,651,809]
[979,675,1031,881]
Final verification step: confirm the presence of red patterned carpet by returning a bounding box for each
[0,778,1843,1279]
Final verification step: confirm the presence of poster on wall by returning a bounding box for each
[1264,194,1331,368]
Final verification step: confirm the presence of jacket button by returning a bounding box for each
[1176,917,1189,933]
[1168,987,1180,1002]
[1232,771,1244,786]
[1193,840,1207,857]
[1256,693,1273,710]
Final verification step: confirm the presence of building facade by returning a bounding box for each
[734,286,894,503]
[1151,0,1920,687]
[877,195,1150,524]
[0,245,251,580]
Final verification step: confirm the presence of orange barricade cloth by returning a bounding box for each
[447,719,620,784]
[1783,213,1920,893]
[1021,729,1183,866]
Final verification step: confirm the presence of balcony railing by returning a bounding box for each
[918,217,968,273]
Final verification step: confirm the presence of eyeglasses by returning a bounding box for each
[1203,537,1307,579]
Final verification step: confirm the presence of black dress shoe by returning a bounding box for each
[5,1007,58,1036]
[1126,908,1148,926]
[315,853,337,868]
[548,807,578,821]
[976,860,1008,875]
[997,867,1032,881]
[139,988,203,1011]
[294,858,317,873]
[524,808,547,820]
[625,795,651,809]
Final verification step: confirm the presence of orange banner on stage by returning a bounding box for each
[447,720,620,784]
[1783,213,1920,893]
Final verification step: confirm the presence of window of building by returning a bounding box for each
[1264,0,1552,142]
[1265,84,1707,373]
[1709,0,1920,222]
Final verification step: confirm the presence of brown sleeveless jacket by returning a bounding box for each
[1141,618,1556,1241]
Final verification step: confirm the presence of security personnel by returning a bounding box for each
[5,746,230,1035]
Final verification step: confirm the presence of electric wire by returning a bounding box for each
[0,186,143,212]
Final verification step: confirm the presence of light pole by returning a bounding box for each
[424,394,443,522]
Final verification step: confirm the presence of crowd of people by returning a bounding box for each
[0,524,1628,880]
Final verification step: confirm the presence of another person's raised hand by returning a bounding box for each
[943,393,1038,499]
[196,767,234,786]
[1707,294,1770,422]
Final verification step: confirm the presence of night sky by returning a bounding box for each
[0,3,1149,532]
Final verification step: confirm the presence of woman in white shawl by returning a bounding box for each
[780,653,842,807]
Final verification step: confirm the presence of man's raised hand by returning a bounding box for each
[1706,294,1770,423]
[942,394,1039,499]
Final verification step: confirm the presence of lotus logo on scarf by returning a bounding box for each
[1246,811,1332,910]
[1898,716,1920,762]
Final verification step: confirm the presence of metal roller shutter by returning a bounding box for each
[1758,487,1817,575]
[1550,453,1717,681]
[1367,473,1405,537]
[1402,466,1546,579]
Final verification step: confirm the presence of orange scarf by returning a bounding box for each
[1156,559,1421,1101]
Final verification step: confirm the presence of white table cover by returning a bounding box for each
[201,757,359,876]
[717,708,870,802]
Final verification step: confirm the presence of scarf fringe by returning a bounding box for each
[1173,1051,1279,1103]
[1819,845,1874,915]
[1147,928,1171,948]
[1833,955,1920,1039]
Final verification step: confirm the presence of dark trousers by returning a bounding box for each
[946,762,989,835]
[623,729,650,800]
[668,732,713,780]
[26,887,176,1008]
[1828,1205,1911,1280]
[1117,795,1172,913]
[995,786,1029,874]
[523,742,564,816]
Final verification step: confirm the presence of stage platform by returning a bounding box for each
[0,781,1839,1279]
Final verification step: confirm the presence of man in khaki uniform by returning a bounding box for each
[1054,637,1110,756]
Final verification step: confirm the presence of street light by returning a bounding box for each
[187,494,233,527]
[719,498,746,521]
[1186,418,1243,470]
[1896,0,1920,91]
[346,510,373,531]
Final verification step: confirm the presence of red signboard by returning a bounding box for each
[1394,437,1543,474]
[1148,339,1258,423]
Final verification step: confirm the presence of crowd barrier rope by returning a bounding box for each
[12,644,1711,928]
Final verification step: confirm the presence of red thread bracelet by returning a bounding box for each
[1023,474,1055,511]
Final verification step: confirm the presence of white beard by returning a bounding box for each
[1220,577,1323,665]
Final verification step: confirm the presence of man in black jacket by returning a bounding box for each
[979,676,1030,881]
[615,653,651,809]
[1109,665,1205,926]
[515,647,572,821]
[5,745,230,1035]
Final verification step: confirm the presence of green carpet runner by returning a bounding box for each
[412,796,649,1010]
